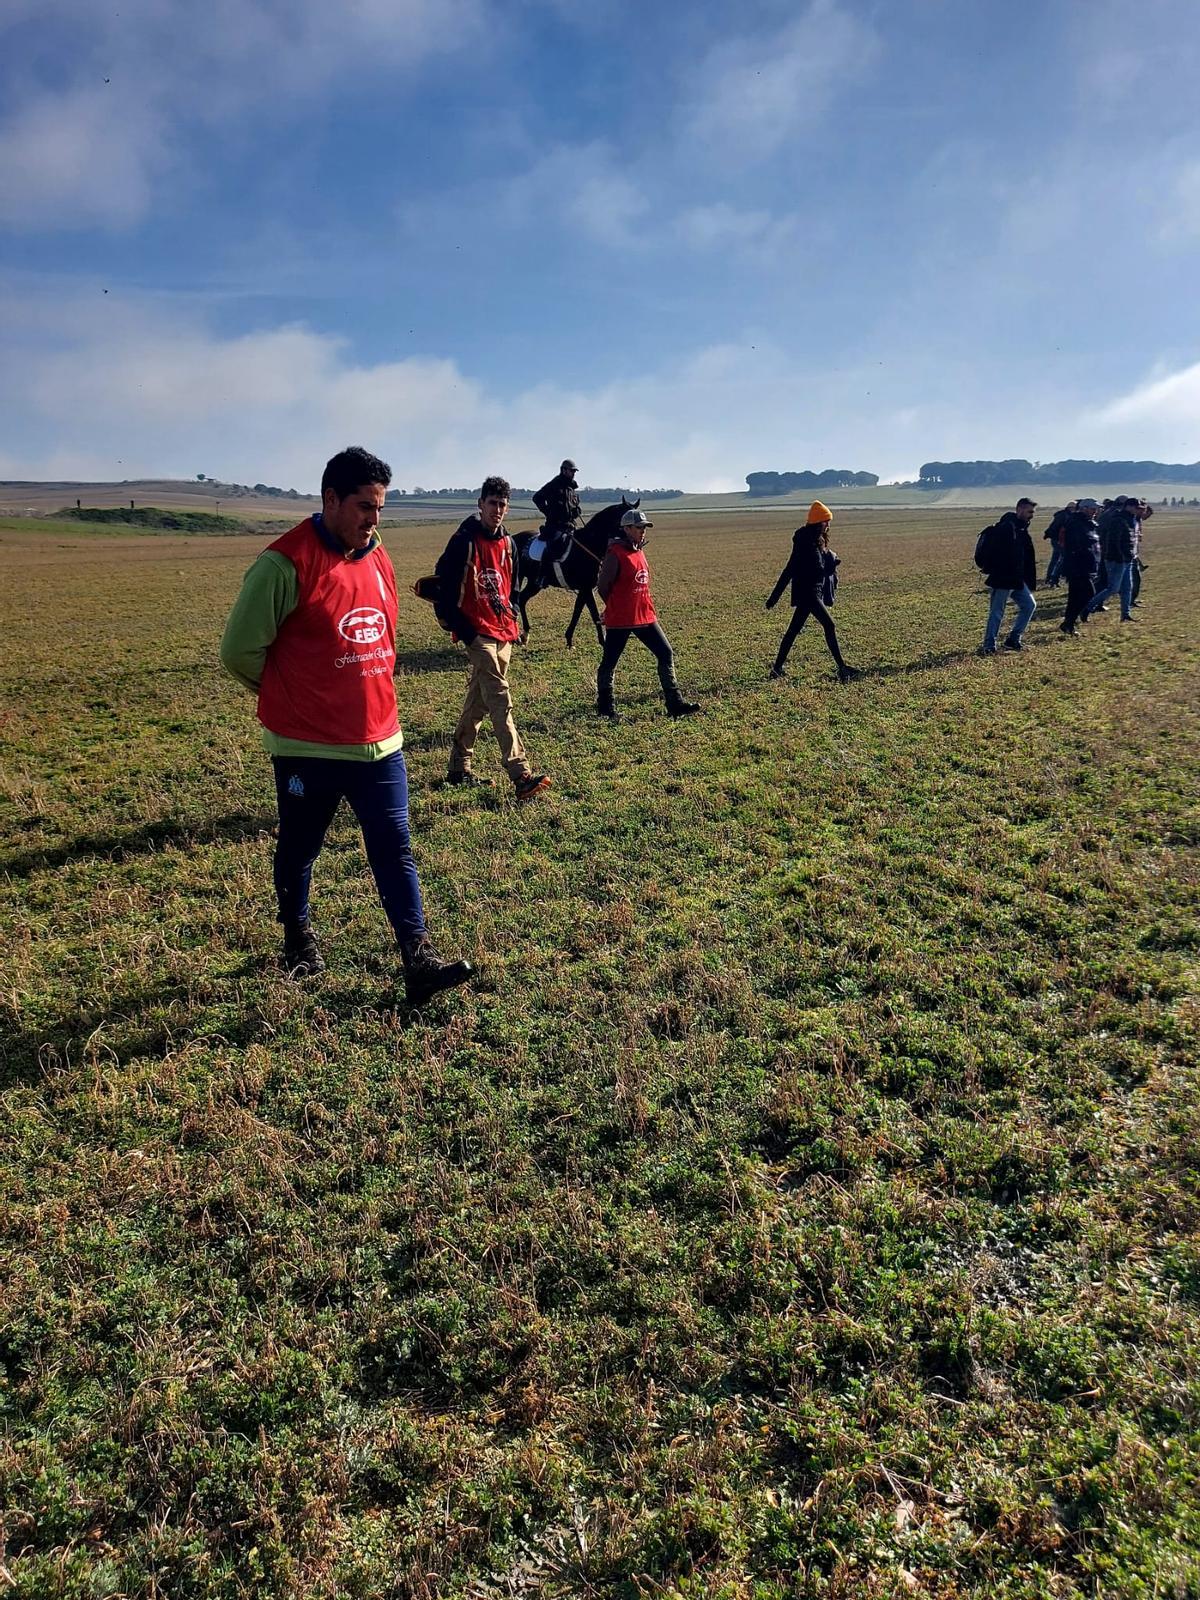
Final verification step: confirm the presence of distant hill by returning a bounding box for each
[916,458,1200,488]
[746,469,880,494]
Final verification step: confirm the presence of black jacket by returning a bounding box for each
[1062,512,1101,581]
[432,516,520,645]
[1098,505,1139,563]
[984,512,1037,591]
[532,473,581,530]
[768,527,827,609]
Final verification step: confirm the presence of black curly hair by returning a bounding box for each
[321,446,392,500]
[479,475,511,502]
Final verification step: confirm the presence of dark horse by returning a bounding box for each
[513,497,639,648]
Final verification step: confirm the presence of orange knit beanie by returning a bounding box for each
[807,500,833,524]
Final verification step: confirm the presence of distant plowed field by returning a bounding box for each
[2,509,1198,1599]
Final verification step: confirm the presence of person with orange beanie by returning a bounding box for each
[766,502,861,682]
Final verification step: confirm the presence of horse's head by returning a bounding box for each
[580,496,639,554]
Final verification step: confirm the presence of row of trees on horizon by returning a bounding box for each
[747,459,1200,493]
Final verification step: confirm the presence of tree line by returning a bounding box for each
[916,459,1200,488]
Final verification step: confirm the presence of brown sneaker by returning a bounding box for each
[515,773,552,802]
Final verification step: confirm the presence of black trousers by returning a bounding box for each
[1063,574,1095,630]
[597,623,678,709]
[773,596,845,671]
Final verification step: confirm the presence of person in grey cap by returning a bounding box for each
[532,458,582,567]
[595,509,700,721]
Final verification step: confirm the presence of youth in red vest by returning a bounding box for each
[458,531,521,644]
[257,518,401,744]
[602,540,658,629]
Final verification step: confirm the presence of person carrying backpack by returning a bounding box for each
[978,498,1038,654]
[434,476,552,799]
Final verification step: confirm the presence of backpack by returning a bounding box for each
[973,523,998,571]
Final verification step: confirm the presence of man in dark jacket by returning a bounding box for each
[1058,500,1101,635]
[1084,496,1139,622]
[980,498,1038,654]
[531,459,582,564]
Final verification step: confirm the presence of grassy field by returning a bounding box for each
[1,508,1198,1599]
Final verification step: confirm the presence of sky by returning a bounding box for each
[2,0,1199,492]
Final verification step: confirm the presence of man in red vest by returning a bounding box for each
[219,445,473,1004]
[433,475,551,800]
[594,508,700,721]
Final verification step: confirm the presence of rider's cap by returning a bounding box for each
[561,459,578,473]
[621,509,652,529]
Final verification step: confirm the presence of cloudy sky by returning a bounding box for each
[2,0,1199,491]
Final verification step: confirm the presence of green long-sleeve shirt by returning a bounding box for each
[219,541,405,762]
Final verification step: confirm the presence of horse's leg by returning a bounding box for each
[582,587,605,650]
[564,587,590,650]
[517,579,537,646]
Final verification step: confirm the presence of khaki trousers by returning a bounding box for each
[450,637,530,781]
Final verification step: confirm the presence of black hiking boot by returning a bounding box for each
[837,665,863,682]
[1002,637,1025,652]
[282,920,325,978]
[666,698,701,718]
[768,665,785,680]
[401,934,474,1006]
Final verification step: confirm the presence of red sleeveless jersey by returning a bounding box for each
[257,519,401,744]
[602,541,657,628]
[458,531,521,643]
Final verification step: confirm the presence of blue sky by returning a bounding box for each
[2,0,1199,491]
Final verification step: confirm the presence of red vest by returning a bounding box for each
[602,541,657,628]
[257,519,401,744]
[458,531,520,643]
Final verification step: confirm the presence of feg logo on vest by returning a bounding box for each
[338,607,387,644]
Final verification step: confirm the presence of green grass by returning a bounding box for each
[1,510,1198,1598]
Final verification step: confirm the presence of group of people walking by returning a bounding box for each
[976,494,1151,653]
[219,446,1151,1005]
[219,446,710,1003]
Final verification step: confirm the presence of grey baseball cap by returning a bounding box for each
[620,509,653,529]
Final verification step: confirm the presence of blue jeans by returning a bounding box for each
[272,752,426,944]
[984,585,1036,651]
[1045,545,1065,584]
[1085,559,1133,620]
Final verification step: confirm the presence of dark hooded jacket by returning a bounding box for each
[983,511,1037,591]
[1061,511,1102,582]
[532,473,581,530]
[1098,504,1139,563]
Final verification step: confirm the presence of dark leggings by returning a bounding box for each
[597,623,678,708]
[1063,575,1095,630]
[773,596,845,672]
[272,752,426,944]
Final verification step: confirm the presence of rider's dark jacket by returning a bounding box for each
[533,473,581,531]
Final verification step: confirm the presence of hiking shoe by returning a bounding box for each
[768,666,785,680]
[596,705,623,722]
[978,645,997,656]
[1120,615,1138,623]
[401,935,474,1006]
[282,921,325,978]
[1002,637,1025,652]
[667,700,701,718]
[1059,623,1078,636]
[445,771,494,788]
[837,665,864,682]
[515,773,552,802]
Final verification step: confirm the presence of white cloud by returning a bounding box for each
[1084,362,1200,458]
[0,89,168,229]
[681,0,880,166]
[0,0,486,230]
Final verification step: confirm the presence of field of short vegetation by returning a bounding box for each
[2,508,1198,1599]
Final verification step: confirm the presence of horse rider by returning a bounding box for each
[532,458,582,568]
